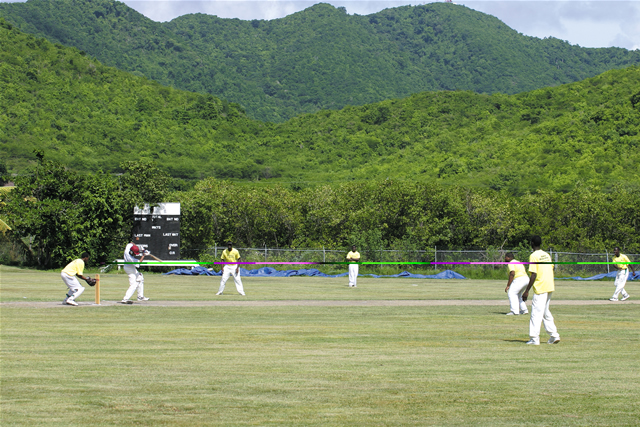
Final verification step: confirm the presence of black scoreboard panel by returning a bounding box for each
[132,203,180,260]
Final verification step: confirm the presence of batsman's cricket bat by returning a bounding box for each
[146,253,163,262]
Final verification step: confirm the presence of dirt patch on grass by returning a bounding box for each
[2,299,638,308]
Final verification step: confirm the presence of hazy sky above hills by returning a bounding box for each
[123,0,640,50]
[2,0,638,50]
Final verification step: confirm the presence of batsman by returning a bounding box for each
[120,242,151,303]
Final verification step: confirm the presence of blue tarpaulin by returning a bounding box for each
[164,266,466,279]
[558,271,640,281]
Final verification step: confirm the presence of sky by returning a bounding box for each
[119,0,640,50]
[2,0,639,49]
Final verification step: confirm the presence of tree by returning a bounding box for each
[2,152,128,268]
[0,161,8,186]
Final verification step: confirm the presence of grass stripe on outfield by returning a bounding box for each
[2,303,639,426]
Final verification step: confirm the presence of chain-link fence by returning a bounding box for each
[184,247,637,277]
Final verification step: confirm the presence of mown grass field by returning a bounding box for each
[1,265,639,426]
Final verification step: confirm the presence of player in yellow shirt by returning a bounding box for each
[216,242,245,296]
[504,252,529,315]
[60,252,91,306]
[522,236,560,345]
[610,247,635,301]
[346,245,361,288]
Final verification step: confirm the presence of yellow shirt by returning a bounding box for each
[508,260,527,279]
[613,254,631,270]
[528,250,554,294]
[221,248,241,264]
[62,259,85,276]
[346,251,360,262]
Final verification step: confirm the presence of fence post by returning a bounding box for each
[323,246,326,263]
[434,246,437,270]
[265,244,267,262]
[606,250,610,274]
[214,246,217,260]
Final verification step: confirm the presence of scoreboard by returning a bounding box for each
[132,203,180,260]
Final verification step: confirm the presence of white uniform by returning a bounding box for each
[507,260,528,315]
[122,243,145,301]
[347,250,360,287]
[528,250,559,344]
[611,254,632,301]
[61,258,86,304]
[508,276,529,314]
[218,248,245,295]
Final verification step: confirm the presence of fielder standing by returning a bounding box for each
[60,252,92,306]
[347,245,360,287]
[120,242,149,303]
[610,246,635,301]
[504,252,529,315]
[522,236,560,345]
[216,242,245,296]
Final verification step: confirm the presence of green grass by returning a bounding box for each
[0,265,623,302]
[1,265,639,426]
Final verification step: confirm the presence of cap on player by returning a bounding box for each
[130,245,141,255]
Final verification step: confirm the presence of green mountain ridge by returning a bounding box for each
[2,19,640,193]
[2,0,640,122]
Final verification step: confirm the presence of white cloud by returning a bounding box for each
[459,1,640,49]
[122,1,640,49]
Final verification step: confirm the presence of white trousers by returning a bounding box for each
[529,292,559,343]
[348,264,359,287]
[123,265,145,300]
[219,265,244,295]
[507,276,529,314]
[612,270,630,299]
[61,272,85,301]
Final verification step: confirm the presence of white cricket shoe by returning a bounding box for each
[66,300,78,306]
[547,336,560,344]
[216,292,223,296]
[520,310,529,315]
[525,339,539,345]
[506,312,518,316]
[609,297,618,301]
[621,294,630,301]
[120,300,133,304]
[137,296,150,301]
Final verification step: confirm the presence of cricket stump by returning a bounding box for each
[95,274,101,305]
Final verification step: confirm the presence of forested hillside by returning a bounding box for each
[0,19,258,183]
[1,0,639,122]
[2,20,640,193]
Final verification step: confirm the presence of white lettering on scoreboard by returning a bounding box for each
[133,203,181,260]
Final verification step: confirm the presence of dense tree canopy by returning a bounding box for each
[1,19,639,266]
[0,153,169,268]
[174,178,640,254]
[2,0,639,122]
[2,19,639,193]
[3,164,639,269]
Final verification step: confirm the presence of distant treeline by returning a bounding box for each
[3,155,637,268]
[176,178,640,256]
